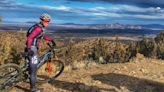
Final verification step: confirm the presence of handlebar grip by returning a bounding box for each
[51,40,56,47]
[47,43,52,48]
[47,40,56,48]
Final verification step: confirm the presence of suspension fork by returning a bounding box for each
[45,54,59,74]
[37,51,52,69]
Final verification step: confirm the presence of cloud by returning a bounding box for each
[0,0,16,8]
[76,5,164,19]
[66,0,164,8]
[0,0,35,11]
[0,0,164,24]
[41,6,71,11]
[89,5,164,15]
[129,14,164,19]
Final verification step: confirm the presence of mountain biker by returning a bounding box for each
[25,13,56,92]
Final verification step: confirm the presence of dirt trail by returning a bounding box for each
[10,60,164,92]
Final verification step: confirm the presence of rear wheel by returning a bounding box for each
[37,60,64,83]
[0,64,22,91]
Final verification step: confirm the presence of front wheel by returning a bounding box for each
[0,64,22,91]
[37,60,64,83]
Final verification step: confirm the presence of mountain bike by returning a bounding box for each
[0,43,64,91]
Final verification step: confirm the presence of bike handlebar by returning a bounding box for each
[47,43,53,48]
[47,40,56,48]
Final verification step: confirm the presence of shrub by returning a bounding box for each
[155,31,164,59]
[1,31,164,66]
[137,37,157,58]
[0,16,2,23]
[0,32,26,64]
[137,31,164,59]
[64,42,81,65]
[90,37,137,63]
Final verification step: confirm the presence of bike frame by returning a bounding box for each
[37,49,54,69]
[20,49,54,71]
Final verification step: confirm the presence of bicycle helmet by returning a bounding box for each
[40,13,51,22]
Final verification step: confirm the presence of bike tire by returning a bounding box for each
[0,63,22,91]
[37,60,64,83]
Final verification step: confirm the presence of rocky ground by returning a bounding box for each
[9,57,164,92]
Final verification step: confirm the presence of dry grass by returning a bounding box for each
[64,60,97,72]
[0,31,164,69]
[0,32,26,64]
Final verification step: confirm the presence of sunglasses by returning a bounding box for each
[44,20,50,23]
[41,19,50,23]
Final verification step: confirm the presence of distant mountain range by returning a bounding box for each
[54,23,164,30]
[1,22,163,36]
[2,22,164,31]
[141,24,164,30]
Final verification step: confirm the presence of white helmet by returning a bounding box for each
[40,13,51,22]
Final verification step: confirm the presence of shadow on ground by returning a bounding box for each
[16,78,109,92]
[49,80,109,92]
[92,73,164,92]
[15,85,30,92]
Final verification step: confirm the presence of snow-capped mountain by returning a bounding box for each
[55,23,164,30]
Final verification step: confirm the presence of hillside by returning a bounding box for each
[9,57,164,92]
[0,31,163,92]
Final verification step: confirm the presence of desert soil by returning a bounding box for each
[9,59,164,92]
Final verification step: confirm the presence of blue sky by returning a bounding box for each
[0,0,164,25]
